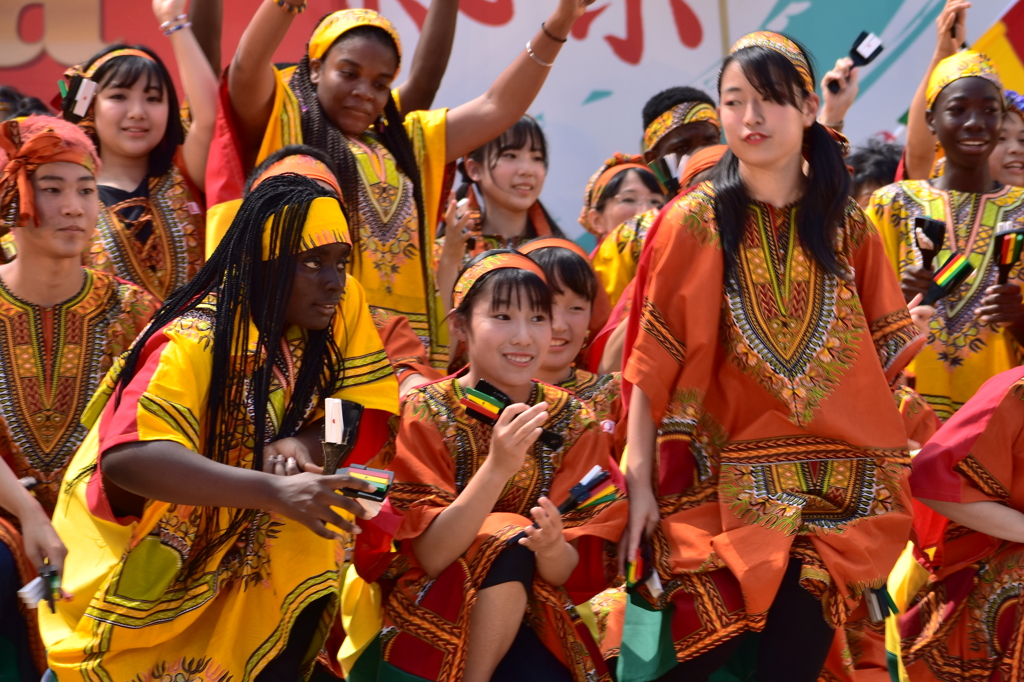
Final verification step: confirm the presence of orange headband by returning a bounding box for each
[578,153,652,235]
[252,154,342,198]
[518,237,591,262]
[452,252,547,310]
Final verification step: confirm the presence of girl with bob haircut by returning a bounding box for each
[520,238,622,456]
[368,250,626,682]
[613,33,923,682]
[55,0,217,301]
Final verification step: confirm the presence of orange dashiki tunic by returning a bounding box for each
[0,269,156,672]
[88,158,206,302]
[898,366,1024,682]
[41,281,398,681]
[558,368,624,461]
[614,182,922,677]
[375,376,627,681]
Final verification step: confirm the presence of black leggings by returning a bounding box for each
[481,543,574,682]
[623,560,835,682]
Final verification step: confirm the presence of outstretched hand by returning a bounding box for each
[269,472,376,540]
[935,0,970,60]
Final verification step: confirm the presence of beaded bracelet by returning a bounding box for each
[159,13,188,31]
[164,21,192,36]
[273,0,307,14]
[541,22,567,43]
[526,40,554,68]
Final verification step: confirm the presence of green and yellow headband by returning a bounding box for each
[643,102,720,152]
[730,31,815,94]
[262,196,350,261]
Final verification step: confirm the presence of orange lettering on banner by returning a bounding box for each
[0,0,107,68]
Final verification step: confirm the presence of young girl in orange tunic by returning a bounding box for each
[378,251,626,682]
[520,238,622,457]
[615,33,923,682]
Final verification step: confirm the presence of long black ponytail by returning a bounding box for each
[713,40,850,279]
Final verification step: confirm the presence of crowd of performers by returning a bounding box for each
[3,0,1024,679]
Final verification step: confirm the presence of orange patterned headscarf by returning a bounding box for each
[926,51,1002,110]
[308,9,403,74]
[0,116,100,228]
[643,102,720,152]
[452,252,547,310]
[251,154,342,198]
[730,31,815,94]
[578,153,654,235]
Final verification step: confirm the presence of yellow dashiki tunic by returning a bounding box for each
[867,180,1024,420]
[592,208,658,308]
[87,159,206,302]
[254,66,450,369]
[41,277,399,682]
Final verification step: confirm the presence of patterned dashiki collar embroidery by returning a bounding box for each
[730,31,815,94]
[0,118,100,228]
[261,196,350,260]
[308,9,403,75]
[643,102,720,152]
[451,253,547,310]
[926,51,1002,110]
[578,153,653,235]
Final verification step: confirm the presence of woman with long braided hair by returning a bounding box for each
[42,175,400,680]
[225,0,595,376]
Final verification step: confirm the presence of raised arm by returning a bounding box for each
[905,0,968,180]
[189,0,223,77]
[444,0,593,164]
[154,0,219,191]
[228,0,301,163]
[395,0,461,114]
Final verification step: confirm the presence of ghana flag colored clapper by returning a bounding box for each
[975,0,1024,93]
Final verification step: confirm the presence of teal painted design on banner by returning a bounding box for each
[583,89,614,104]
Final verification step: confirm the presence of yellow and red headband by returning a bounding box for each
[0,117,100,228]
[643,102,720,152]
[308,9,402,75]
[578,153,653,234]
[252,154,342,198]
[261,196,350,261]
[730,31,815,95]
[452,252,547,310]
[926,51,1002,110]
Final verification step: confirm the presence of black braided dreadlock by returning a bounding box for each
[111,175,346,581]
[290,21,425,273]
